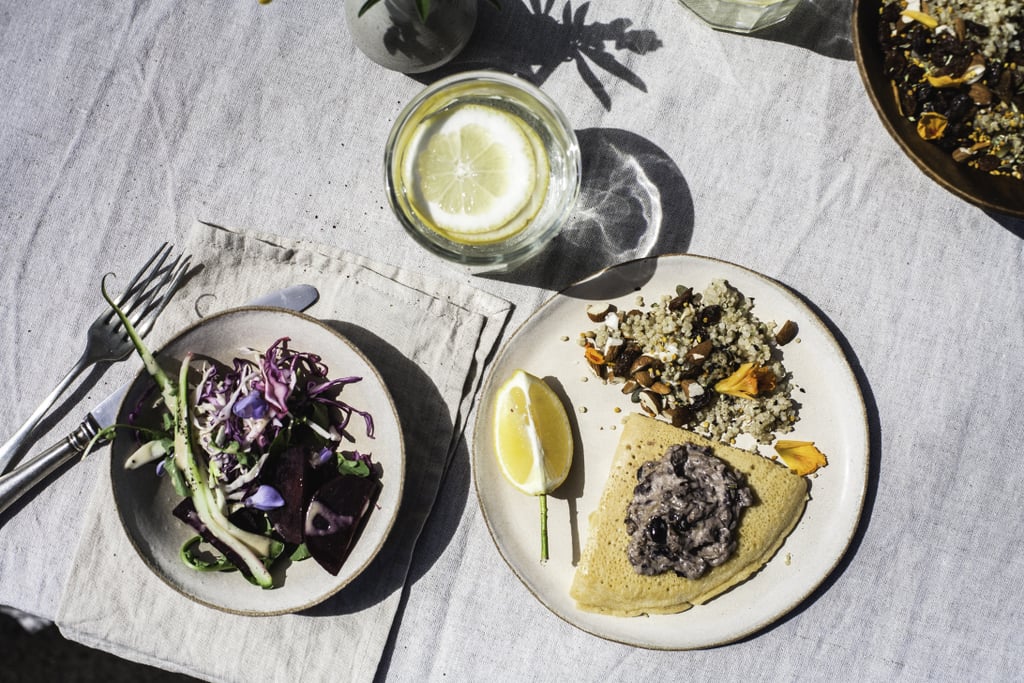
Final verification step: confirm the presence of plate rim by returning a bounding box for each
[472,253,869,648]
[110,305,406,616]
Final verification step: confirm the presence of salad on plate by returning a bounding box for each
[96,281,382,589]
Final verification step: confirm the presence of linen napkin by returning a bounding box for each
[55,221,512,682]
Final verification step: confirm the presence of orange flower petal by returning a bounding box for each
[584,346,605,366]
[714,362,777,399]
[774,440,828,476]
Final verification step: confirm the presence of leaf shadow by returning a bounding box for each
[426,0,663,111]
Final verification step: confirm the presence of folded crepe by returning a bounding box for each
[570,414,808,617]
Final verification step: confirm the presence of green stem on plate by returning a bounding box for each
[539,493,548,562]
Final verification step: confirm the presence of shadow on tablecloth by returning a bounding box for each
[300,320,468,617]
[989,211,1024,240]
[750,0,854,61]
[487,127,694,291]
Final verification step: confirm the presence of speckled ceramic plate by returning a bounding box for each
[473,255,869,649]
[111,307,404,615]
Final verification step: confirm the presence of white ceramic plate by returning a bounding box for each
[111,307,404,615]
[473,255,868,648]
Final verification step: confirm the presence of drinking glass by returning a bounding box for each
[386,70,580,272]
[678,0,801,33]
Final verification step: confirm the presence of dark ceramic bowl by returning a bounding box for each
[853,0,1024,218]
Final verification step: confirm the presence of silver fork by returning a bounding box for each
[0,243,191,473]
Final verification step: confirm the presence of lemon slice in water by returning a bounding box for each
[493,369,573,561]
[403,104,549,244]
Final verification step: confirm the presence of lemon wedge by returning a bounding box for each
[402,104,549,244]
[493,369,573,561]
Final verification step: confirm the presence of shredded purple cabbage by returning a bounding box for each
[192,337,375,479]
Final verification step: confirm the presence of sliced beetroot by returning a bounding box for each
[229,506,272,536]
[264,446,310,544]
[172,499,256,581]
[304,475,382,576]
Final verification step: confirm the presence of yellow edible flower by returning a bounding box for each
[917,112,948,140]
[926,74,964,88]
[774,440,828,476]
[713,362,777,399]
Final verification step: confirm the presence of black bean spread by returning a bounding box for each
[625,443,754,579]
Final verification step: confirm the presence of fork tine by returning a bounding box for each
[118,252,187,323]
[124,254,190,329]
[132,255,192,338]
[99,243,173,325]
[114,243,172,306]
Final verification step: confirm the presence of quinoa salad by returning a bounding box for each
[577,279,799,445]
[878,0,1024,179]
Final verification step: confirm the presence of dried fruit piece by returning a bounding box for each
[584,344,607,379]
[926,59,986,89]
[714,362,777,399]
[774,440,828,476]
[926,74,964,89]
[667,288,692,311]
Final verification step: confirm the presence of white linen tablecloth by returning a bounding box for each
[0,1,1021,681]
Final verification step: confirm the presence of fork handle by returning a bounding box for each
[0,355,89,474]
[0,417,98,517]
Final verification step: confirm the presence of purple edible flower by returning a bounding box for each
[315,446,334,467]
[244,484,285,511]
[233,390,269,419]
